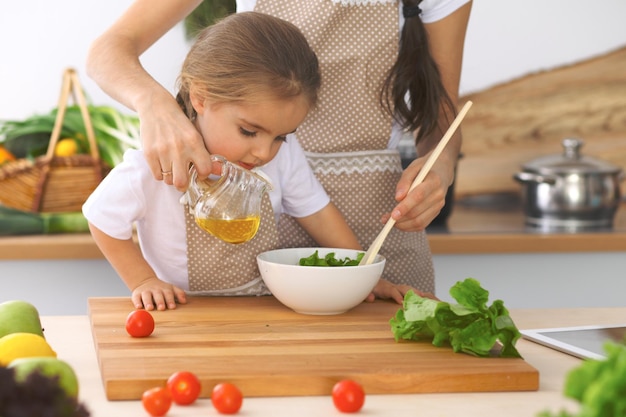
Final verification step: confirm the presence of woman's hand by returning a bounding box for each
[131,276,187,311]
[365,278,437,304]
[138,92,213,191]
[383,151,453,231]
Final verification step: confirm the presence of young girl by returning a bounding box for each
[83,12,376,311]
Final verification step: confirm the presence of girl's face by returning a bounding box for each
[191,92,310,170]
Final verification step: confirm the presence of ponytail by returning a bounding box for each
[381,0,455,142]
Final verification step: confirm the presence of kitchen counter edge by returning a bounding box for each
[2,230,626,260]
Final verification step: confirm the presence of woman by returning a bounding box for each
[87,0,472,296]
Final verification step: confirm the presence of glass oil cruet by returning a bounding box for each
[182,155,273,244]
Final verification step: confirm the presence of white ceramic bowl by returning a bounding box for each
[257,247,385,315]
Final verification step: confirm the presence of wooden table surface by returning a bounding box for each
[88,297,538,400]
[40,305,625,417]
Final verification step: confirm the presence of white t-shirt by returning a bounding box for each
[82,136,329,290]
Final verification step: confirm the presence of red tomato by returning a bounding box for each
[142,386,172,417]
[166,371,202,405]
[332,380,365,413]
[211,382,243,414]
[126,309,155,337]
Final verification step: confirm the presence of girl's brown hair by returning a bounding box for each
[176,12,320,118]
[381,0,456,142]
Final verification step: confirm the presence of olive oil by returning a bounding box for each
[196,216,261,244]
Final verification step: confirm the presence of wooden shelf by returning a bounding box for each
[3,198,626,259]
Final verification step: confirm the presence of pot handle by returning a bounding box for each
[513,172,557,185]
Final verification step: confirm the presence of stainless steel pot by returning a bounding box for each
[513,138,624,231]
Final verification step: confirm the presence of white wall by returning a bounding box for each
[1,0,625,120]
[432,253,626,309]
[2,252,625,315]
[0,0,188,120]
[460,0,626,94]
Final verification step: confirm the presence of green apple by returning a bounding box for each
[9,356,79,398]
[0,300,44,338]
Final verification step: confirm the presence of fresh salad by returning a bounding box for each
[298,250,363,267]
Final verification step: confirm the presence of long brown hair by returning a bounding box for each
[381,0,456,142]
[176,12,321,118]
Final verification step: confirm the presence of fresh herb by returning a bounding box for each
[0,105,140,168]
[299,250,364,267]
[390,278,522,358]
[538,342,626,417]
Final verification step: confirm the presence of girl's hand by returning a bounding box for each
[138,93,213,191]
[365,279,438,304]
[131,276,187,311]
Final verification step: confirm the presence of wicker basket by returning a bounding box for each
[0,68,107,213]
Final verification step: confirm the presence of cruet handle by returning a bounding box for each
[184,155,229,208]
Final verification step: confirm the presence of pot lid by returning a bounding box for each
[521,138,622,175]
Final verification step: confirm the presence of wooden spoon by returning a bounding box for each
[359,100,473,265]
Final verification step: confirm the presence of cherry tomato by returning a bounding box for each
[166,370,202,405]
[142,386,172,417]
[211,382,243,414]
[126,309,155,337]
[332,379,365,413]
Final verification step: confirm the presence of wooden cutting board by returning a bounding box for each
[88,296,539,400]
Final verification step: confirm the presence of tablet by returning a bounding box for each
[520,324,626,360]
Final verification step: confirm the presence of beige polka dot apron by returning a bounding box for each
[184,193,276,295]
[255,0,435,293]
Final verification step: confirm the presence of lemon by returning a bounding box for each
[54,138,79,157]
[0,332,56,366]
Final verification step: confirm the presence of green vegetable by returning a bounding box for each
[390,278,522,358]
[538,343,626,417]
[299,250,364,266]
[183,0,236,40]
[1,132,50,159]
[0,205,89,236]
[0,105,140,167]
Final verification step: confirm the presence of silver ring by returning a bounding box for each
[161,171,172,176]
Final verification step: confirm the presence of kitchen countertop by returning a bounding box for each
[2,196,626,259]
[40,305,624,417]
[428,195,626,254]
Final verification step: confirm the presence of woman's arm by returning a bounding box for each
[389,1,472,231]
[87,0,212,190]
[88,223,187,311]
